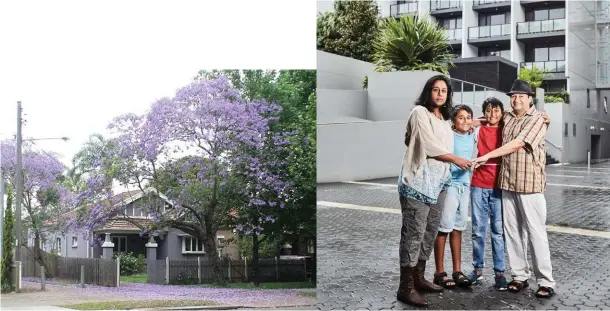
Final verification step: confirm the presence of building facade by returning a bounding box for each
[318,0,610,163]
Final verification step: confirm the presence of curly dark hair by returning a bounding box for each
[415,75,453,120]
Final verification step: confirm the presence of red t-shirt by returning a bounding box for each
[471,126,503,189]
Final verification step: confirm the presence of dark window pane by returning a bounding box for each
[550,8,564,19]
[549,47,564,60]
[535,9,549,21]
[535,47,549,61]
[491,14,504,25]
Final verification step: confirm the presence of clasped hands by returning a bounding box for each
[454,155,490,170]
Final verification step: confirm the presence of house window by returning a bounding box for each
[182,236,205,254]
[605,97,608,113]
[564,123,568,137]
[56,238,61,254]
[307,239,314,254]
[217,235,226,245]
[112,236,127,253]
[587,89,591,108]
[479,12,510,26]
[573,123,577,136]
[439,17,462,29]
[72,236,78,247]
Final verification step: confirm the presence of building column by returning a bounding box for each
[101,233,114,260]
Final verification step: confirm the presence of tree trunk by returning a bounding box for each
[252,234,260,287]
[201,231,223,284]
[32,233,52,278]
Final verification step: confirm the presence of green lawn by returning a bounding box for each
[200,281,315,290]
[119,274,147,283]
[60,299,215,310]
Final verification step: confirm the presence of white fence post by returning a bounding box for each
[165,257,169,284]
[80,265,85,288]
[40,265,45,290]
[116,258,120,287]
[588,150,591,172]
[197,257,201,284]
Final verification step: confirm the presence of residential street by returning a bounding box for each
[317,162,610,310]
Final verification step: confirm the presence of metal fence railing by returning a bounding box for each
[450,78,496,111]
[521,60,566,73]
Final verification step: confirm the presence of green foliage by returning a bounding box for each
[518,66,550,89]
[1,186,15,293]
[372,14,455,74]
[238,234,281,258]
[362,76,368,89]
[546,90,570,103]
[545,95,564,103]
[113,252,146,276]
[317,0,380,62]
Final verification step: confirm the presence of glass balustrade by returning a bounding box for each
[517,19,566,35]
[444,28,462,41]
[520,60,566,73]
[390,2,418,17]
[431,0,461,10]
[469,24,510,39]
[473,0,510,5]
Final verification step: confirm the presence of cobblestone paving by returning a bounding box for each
[317,162,610,310]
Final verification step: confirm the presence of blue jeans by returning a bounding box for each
[471,187,506,273]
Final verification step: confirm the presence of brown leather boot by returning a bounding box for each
[397,265,427,307]
[414,260,443,292]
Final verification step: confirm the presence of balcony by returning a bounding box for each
[521,0,565,10]
[468,24,511,47]
[444,28,463,43]
[517,19,566,44]
[521,60,565,73]
[430,0,462,18]
[473,0,511,13]
[390,2,417,18]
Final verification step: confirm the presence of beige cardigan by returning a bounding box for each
[400,106,453,196]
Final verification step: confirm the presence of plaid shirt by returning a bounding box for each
[498,105,547,193]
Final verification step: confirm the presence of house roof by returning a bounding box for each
[97,218,155,233]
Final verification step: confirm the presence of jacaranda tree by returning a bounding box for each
[74,76,293,282]
[0,140,71,276]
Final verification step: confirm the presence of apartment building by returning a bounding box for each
[318,0,610,162]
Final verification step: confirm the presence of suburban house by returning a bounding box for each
[29,188,239,260]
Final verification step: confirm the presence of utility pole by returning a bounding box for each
[0,142,4,267]
[14,102,23,262]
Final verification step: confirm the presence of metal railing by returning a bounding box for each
[473,0,510,6]
[390,2,418,18]
[545,139,564,165]
[469,24,511,39]
[444,28,463,41]
[450,78,496,110]
[517,18,566,34]
[431,0,461,10]
[520,60,566,73]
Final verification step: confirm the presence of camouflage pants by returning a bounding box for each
[399,191,446,267]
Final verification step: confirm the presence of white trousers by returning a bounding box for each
[502,190,556,288]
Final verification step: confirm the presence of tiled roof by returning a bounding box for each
[96,217,154,232]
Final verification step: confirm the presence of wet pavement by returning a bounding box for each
[316,162,610,310]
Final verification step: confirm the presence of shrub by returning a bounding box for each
[113,252,146,276]
[372,14,455,74]
[518,66,550,89]
[317,0,380,62]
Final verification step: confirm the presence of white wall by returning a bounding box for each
[317,51,375,90]
[366,70,440,121]
[317,89,368,123]
[317,121,406,183]
[462,0,478,58]
[511,0,526,65]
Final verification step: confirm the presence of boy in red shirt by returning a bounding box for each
[469,97,508,290]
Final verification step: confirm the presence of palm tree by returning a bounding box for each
[372,14,455,74]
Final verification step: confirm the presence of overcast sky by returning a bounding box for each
[0,0,315,167]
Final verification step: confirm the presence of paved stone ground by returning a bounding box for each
[317,162,610,310]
